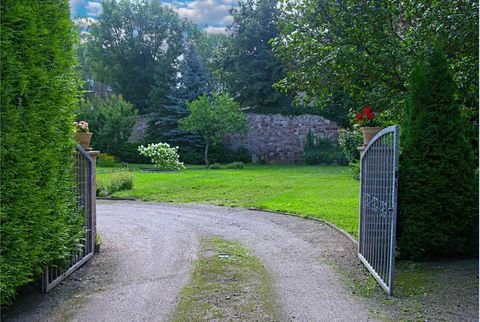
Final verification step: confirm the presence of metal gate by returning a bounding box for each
[42,144,95,292]
[358,126,399,295]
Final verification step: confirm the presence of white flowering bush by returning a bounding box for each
[138,143,185,171]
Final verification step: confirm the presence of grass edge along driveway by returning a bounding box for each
[98,164,360,237]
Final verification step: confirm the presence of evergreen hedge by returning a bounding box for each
[398,46,478,260]
[1,1,82,305]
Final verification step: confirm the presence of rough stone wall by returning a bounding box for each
[128,114,152,143]
[224,113,339,163]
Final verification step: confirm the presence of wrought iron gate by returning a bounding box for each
[42,144,95,292]
[358,126,399,295]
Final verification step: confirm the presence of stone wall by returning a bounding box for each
[128,114,152,143]
[224,113,339,163]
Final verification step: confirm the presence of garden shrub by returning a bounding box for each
[225,162,245,169]
[338,128,362,164]
[138,143,185,170]
[0,1,82,305]
[111,170,134,191]
[303,131,347,165]
[398,46,478,260]
[349,160,360,180]
[97,153,117,167]
[97,170,134,197]
[178,147,204,165]
[207,145,251,165]
[224,148,251,164]
[111,142,150,164]
[208,163,222,170]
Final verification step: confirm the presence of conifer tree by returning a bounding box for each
[146,43,209,162]
[398,46,478,259]
[214,0,293,113]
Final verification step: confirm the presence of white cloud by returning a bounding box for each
[174,0,236,27]
[204,26,229,34]
[71,0,84,7]
[86,1,102,17]
[70,0,85,16]
[73,17,97,28]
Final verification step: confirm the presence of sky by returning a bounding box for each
[70,0,238,34]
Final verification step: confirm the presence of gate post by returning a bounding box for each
[87,150,99,253]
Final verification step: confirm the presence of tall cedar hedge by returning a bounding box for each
[398,46,478,260]
[0,1,82,304]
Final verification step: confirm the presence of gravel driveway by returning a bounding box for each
[5,200,377,321]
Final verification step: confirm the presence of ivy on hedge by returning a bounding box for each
[398,46,478,260]
[0,1,82,305]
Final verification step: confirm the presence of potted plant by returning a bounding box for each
[355,106,383,146]
[74,121,92,150]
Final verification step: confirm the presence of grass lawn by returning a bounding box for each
[174,237,280,321]
[97,164,360,237]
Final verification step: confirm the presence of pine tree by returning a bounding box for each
[146,43,209,163]
[397,46,478,259]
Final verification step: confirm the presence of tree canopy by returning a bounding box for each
[213,0,293,113]
[87,0,190,113]
[272,0,478,124]
[178,93,248,166]
[77,95,137,154]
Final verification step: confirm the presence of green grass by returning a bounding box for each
[174,236,280,321]
[98,164,360,237]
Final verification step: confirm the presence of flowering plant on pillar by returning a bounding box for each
[355,106,383,146]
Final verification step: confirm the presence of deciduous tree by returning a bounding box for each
[77,95,137,154]
[87,0,188,113]
[273,0,478,125]
[178,93,247,166]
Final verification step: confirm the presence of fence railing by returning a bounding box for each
[358,126,399,295]
[42,144,97,293]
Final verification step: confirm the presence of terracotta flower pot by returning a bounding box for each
[360,127,383,146]
[75,132,92,150]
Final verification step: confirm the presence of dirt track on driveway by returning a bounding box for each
[5,200,377,321]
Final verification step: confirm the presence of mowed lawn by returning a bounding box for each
[98,165,360,237]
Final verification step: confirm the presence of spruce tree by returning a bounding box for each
[397,46,478,259]
[214,0,293,113]
[146,43,208,162]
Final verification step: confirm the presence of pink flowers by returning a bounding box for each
[74,121,89,133]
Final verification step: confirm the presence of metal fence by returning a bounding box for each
[42,144,95,293]
[358,126,399,295]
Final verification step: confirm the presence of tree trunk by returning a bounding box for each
[204,142,209,167]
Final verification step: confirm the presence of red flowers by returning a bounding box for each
[355,106,377,127]
[362,106,375,119]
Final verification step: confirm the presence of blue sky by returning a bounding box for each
[70,0,238,34]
